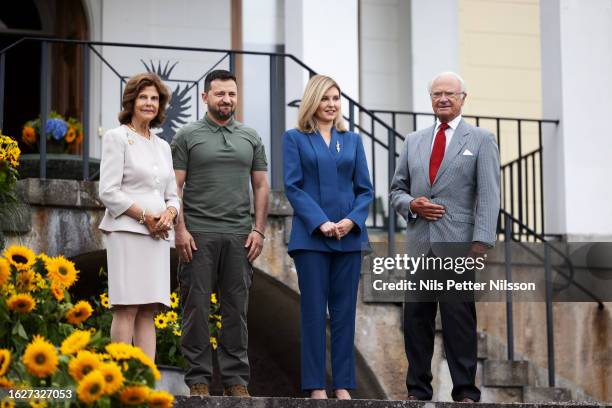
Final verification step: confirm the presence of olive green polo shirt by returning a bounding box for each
[171,114,268,234]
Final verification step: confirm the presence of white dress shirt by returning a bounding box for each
[431,114,463,152]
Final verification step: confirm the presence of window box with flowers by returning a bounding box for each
[18,113,101,181]
[22,112,84,155]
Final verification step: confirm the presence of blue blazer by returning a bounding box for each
[283,128,374,254]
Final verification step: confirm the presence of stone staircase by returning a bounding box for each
[364,229,602,403]
[434,315,572,404]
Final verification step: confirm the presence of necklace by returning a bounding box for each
[127,123,150,139]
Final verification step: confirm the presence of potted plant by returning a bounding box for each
[22,112,83,155]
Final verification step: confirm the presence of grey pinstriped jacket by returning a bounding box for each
[390,119,501,256]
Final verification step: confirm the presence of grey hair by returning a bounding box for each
[427,71,467,93]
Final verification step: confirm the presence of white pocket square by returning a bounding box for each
[462,149,474,156]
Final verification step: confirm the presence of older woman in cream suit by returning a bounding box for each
[99,72,180,360]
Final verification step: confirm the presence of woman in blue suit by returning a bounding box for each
[283,75,373,400]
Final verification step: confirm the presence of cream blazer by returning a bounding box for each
[98,125,180,239]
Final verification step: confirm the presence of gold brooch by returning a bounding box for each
[128,139,134,145]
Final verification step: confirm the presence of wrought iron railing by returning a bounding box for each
[500,210,604,387]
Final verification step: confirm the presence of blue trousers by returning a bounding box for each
[292,250,362,390]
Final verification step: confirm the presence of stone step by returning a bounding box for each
[480,387,523,404]
[173,396,600,407]
[523,386,572,403]
[482,360,532,387]
[477,332,488,360]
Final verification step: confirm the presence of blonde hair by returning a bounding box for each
[297,75,347,133]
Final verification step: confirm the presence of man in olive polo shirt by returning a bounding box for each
[171,69,269,398]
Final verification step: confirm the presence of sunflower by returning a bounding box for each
[76,370,105,404]
[165,311,178,322]
[60,330,91,355]
[98,361,124,394]
[3,245,36,271]
[0,350,10,376]
[46,256,78,288]
[50,282,64,301]
[7,293,36,313]
[28,399,47,408]
[99,292,110,309]
[34,273,46,289]
[147,390,174,408]
[216,321,222,329]
[170,292,179,308]
[22,335,58,378]
[0,283,15,297]
[172,328,181,336]
[1,398,15,408]
[210,336,218,350]
[37,253,52,268]
[105,342,134,361]
[211,293,218,304]
[154,314,167,329]
[0,376,14,389]
[68,350,101,381]
[0,258,10,287]
[130,348,161,380]
[65,127,77,143]
[22,125,36,145]
[119,385,149,405]
[15,269,36,292]
[65,300,93,325]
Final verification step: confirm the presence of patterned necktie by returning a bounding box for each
[429,122,449,184]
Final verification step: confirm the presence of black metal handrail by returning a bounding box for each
[501,210,604,387]
[500,147,542,241]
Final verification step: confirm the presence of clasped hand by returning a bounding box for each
[144,209,174,239]
[409,197,445,221]
[319,219,355,240]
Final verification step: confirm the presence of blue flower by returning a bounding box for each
[45,118,68,141]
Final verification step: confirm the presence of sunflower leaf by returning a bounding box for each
[14,320,27,339]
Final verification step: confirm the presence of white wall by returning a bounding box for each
[241,0,285,172]
[86,0,232,158]
[360,0,412,124]
[284,0,360,129]
[243,0,284,46]
[81,0,104,159]
[410,0,459,129]
[359,0,413,218]
[540,0,612,238]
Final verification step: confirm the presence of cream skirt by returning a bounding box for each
[104,231,170,307]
